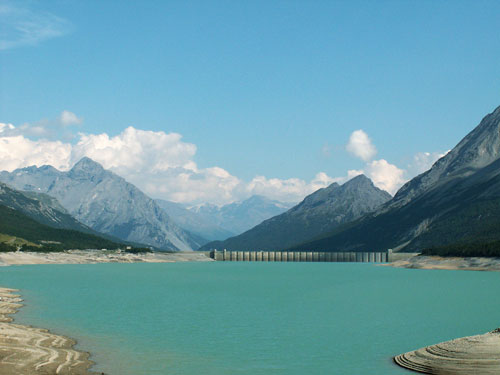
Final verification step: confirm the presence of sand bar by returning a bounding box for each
[0,250,212,266]
[394,329,500,374]
[0,287,95,375]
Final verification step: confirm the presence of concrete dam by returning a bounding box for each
[209,249,391,263]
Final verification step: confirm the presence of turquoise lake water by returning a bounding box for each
[1,262,500,375]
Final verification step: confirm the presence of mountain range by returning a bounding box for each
[291,104,500,252]
[0,158,204,251]
[201,174,391,251]
[0,157,296,251]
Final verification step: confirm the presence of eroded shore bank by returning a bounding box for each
[0,287,94,375]
[0,250,212,266]
[394,328,500,374]
[384,255,500,271]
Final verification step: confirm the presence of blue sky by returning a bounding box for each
[1,0,500,204]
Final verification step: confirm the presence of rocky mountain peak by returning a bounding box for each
[299,182,339,207]
[69,157,105,177]
[392,104,500,206]
[341,174,373,189]
[444,104,500,172]
[38,165,60,173]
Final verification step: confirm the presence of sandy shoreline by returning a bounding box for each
[4,251,500,272]
[384,255,500,271]
[0,250,213,266]
[0,287,95,375]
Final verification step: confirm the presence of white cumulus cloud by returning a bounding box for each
[346,129,377,161]
[364,159,406,195]
[71,127,197,173]
[59,110,82,126]
[0,133,72,172]
[243,172,340,203]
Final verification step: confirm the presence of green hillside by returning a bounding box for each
[0,204,123,251]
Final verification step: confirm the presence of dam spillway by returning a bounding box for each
[209,249,390,263]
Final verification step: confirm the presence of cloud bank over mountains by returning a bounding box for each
[0,112,445,204]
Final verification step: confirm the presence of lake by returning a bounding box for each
[1,262,499,374]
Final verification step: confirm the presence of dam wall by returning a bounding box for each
[209,249,390,263]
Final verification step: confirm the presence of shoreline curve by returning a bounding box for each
[0,286,96,375]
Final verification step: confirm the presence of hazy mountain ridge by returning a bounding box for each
[0,158,205,251]
[190,195,295,236]
[200,175,392,251]
[154,199,234,241]
[291,104,500,252]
